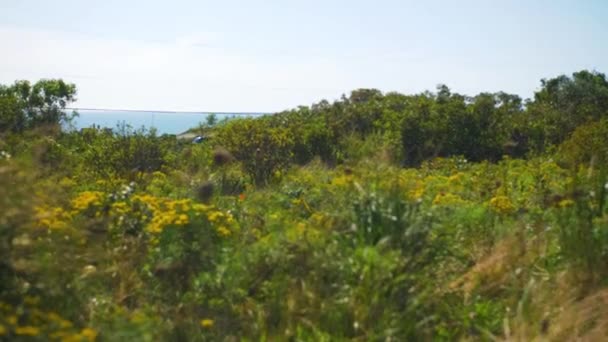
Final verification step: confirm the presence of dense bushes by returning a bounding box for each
[78,125,173,179]
[208,71,608,176]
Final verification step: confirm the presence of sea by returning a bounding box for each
[68,110,266,135]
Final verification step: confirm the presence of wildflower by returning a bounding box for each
[71,191,104,213]
[238,193,246,201]
[433,192,465,206]
[408,183,425,201]
[0,151,11,160]
[15,326,40,336]
[200,319,214,328]
[332,175,352,187]
[12,234,32,247]
[80,327,98,341]
[111,202,129,215]
[81,265,97,277]
[448,172,464,184]
[217,226,232,237]
[489,195,515,215]
[175,214,189,225]
[208,211,223,222]
[35,206,72,230]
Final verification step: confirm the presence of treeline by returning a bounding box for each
[1,70,608,183]
[211,70,608,183]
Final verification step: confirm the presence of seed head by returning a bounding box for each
[196,181,215,203]
[213,148,233,167]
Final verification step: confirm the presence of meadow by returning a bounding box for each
[1,71,608,341]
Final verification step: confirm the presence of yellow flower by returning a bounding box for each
[0,324,6,336]
[489,195,515,215]
[432,193,466,206]
[111,202,129,214]
[332,175,352,187]
[71,191,104,213]
[176,214,189,225]
[558,199,575,208]
[217,226,232,237]
[200,319,214,328]
[408,183,425,201]
[80,327,98,341]
[58,318,73,329]
[448,172,464,184]
[35,206,72,230]
[208,211,223,222]
[15,326,40,336]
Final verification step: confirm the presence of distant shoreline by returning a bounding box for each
[65,108,269,116]
[69,110,264,135]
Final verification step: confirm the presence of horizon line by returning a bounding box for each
[65,107,271,116]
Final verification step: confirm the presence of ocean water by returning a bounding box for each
[69,110,265,135]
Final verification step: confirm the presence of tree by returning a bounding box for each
[0,79,77,133]
[527,70,608,148]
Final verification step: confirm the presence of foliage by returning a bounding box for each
[214,117,294,184]
[0,79,77,133]
[2,72,608,340]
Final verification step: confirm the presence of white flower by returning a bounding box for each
[0,151,11,160]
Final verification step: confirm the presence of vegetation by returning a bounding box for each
[1,71,608,340]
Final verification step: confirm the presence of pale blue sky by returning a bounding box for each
[1,0,607,111]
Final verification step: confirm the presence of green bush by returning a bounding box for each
[214,117,294,185]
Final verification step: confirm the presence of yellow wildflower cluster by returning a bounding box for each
[489,195,515,215]
[111,201,130,215]
[207,210,234,236]
[309,212,333,230]
[71,191,104,213]
[35,205,72,230]
[132,195,236,237]
[283,221,322,243]
[432,192,467,206]
[408,181,425,201]
[0,301,96,341]
[200,318,214,328]
[332,174,353,187]
[448,172,465,185]
[15,325,40,336]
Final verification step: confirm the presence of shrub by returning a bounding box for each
[214,117,294,185]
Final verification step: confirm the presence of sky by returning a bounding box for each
[0,0,607,112]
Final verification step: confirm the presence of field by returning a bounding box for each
[1,72,608,340]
